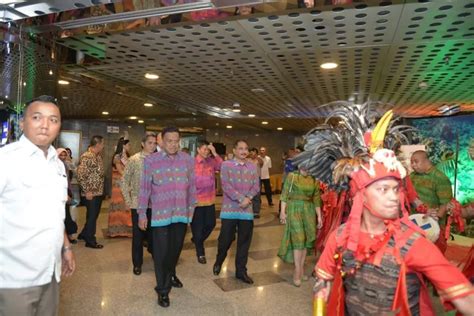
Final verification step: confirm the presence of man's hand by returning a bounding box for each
[138,218,148,230]
[208,143,218,156]
[62,250,76,277]
[317,215,323,229]
[239,197,252,208]
[423,208,439,221]
[280,211,287,224]
[85,192,93,201]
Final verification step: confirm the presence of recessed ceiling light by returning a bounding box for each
[102,111,109,115]
[58,80,70,85]
[23,82,26,86]
[261,121,269,125]
[144,73,159,80]
[277,127,283,131]
[130,116,137,120]
[320,62,338,69]
[138,120,144,123]
[49,70,53,75]
[248,114,256,117]
[418,81,428,89]
[232,109,241,113]
[144,103,153,107]
[226,125,232,129]
[286,114,293,118]
[251,88,264,93]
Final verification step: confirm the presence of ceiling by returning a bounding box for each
[1,0,473,132]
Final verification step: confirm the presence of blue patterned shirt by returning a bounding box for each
[220,159,260,220]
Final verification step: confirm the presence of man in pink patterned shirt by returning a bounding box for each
[138,127,196,308]
[192,140,223,264]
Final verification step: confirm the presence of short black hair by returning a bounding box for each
[162,126,180,138]
[90,135,104,147]
[233,139,248,148]
[24,95,59,113]
[197,140,210,148]
[249,147,258,153]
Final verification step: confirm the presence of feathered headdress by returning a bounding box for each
[293,101,414,190]
[301,102,419,316]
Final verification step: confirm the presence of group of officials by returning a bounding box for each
[0,96,264,313]
[1,96,473,315]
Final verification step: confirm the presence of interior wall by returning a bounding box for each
[62,119,146,196]
[205,128,300,175]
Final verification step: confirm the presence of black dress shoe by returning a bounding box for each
[170,275,183,288]
[213,263,221,276]
[254,214,260,219]
[133,266,142,275]
[85,242,104,249]
[69,239,78,244]
[77,234,84,241]
[197,256,207,264]
[236,273,254,284]
[157,294,170,308]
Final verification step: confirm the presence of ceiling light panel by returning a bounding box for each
[46,0,473,128]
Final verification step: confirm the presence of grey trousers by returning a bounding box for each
[0,277,59,316]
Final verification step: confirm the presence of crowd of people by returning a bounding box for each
[0,96,473,315]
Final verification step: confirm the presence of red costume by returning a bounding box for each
[305,109,473,316]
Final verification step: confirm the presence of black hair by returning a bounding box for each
[89,135,104,147]
[249,147,258,153]
[197,140,210,148]
[233,139,248,148]
[65,147,72,158]
[24,95,59,114]
[161,126,180,138]
[112,137,130,165]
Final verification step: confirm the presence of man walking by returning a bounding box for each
[314,149,474,314]
[122,132,157,275]
[138,127,196,308]
[259,146,273,206]
[213,140,260,284]
[192,140,223,264]
[0,95,75,315]
[248,147,263,218]
[77,135,105,249]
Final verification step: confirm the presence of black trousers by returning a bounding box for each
[65,204,78,236]
[191,205,216,257]
[261,178,273,205]
[152,223,187,295]
[131,208,152,268]
[215,219,253,276]
[79,196,103,244]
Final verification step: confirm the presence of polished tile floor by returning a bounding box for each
[59,196,469,316]
[60,196,318,316]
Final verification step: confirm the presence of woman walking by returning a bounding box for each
[107,137,133,237]
[278,167,322,286]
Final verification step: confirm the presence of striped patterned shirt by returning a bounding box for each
[220,159,260,220]
[137,151,196,227]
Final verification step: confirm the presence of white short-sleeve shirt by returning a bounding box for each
[260,155,272,180]
[0,136,67,288]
